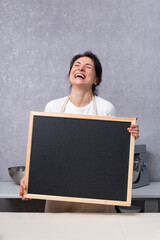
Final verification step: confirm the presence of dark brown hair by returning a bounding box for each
[68,51,102,96]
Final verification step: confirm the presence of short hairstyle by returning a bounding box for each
[68,51,102,96]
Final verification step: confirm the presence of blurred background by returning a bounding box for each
[0,0,160,182]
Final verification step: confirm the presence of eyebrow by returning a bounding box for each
[86,63,93,67]
[74,61,93,67]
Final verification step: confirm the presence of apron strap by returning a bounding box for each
[60,96,70,113]
[93,95,97,115]
[60,95,97,115]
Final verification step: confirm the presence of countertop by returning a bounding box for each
[0,182,20,198]
[0,212,160,240]
[1,181,160,199]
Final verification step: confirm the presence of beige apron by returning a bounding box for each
[45,96,115,213]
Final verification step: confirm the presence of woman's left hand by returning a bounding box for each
[127,123,139,140]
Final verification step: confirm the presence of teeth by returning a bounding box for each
[75,73,85,79]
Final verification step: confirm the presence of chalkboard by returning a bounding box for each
[24,112,135,206]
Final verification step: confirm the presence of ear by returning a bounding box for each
[94,77,99,86]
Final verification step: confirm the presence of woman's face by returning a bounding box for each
[69,57,98,91]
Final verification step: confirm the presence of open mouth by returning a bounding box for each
[74,73,86,79]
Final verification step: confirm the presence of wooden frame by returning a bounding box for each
[24,111,136,206]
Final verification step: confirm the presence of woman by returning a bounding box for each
[20,51,139,212]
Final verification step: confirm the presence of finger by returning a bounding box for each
[19,184,26,193]
[22,197,27,200]
[20,189,25,196]
[127,128,139,138]
[127,129,139,134]
[135,135,139,140]
[20,178,24,185]
[19,184,27,197]
[132,133,139,137]
[129,124,139,128]
[22,197,32,201]
[131,132,139,137]
[128,128,139,132]
[128,125,139,129]
[22,184,26,190]
[128,130,139,133]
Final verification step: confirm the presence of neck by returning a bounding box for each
[70,87,93,107]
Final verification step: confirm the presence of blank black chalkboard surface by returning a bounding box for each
[24,112,136,206]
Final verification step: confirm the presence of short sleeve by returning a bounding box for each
[107,104,116,117]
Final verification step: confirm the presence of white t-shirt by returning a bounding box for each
[44,95,116,213]
[44,96,116,116]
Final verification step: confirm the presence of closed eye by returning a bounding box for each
[86,63,93,69]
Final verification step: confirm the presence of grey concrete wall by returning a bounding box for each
[0,0,160,182]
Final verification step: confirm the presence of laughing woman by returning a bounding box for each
[20,51,139,213]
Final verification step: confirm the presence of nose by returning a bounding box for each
[79,64,85,71]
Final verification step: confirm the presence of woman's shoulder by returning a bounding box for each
[95,96,113,105]
[44,96,68,112]
[95,96,116,116]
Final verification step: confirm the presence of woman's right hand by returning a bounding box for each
[20,177,31,200]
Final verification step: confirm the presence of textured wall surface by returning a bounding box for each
[0,0,160,182]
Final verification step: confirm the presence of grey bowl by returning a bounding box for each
[8,166,25,185]
[118,205,142,213]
